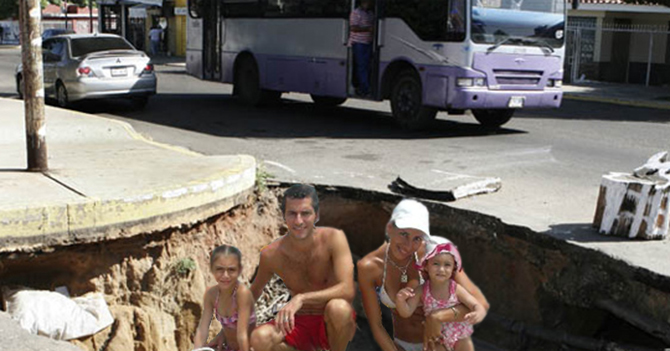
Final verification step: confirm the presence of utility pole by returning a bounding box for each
[19,0,48,171]
[89,0,93,33]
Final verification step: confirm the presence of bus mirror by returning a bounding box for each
[188,0,202,18]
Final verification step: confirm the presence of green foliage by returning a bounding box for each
[175,257,197,275]
[46,0,92,7]
[256,163,274,193]
[0,0,95,20]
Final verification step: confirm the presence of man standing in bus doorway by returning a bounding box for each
[149,25,163,56]
[349,0,374,97]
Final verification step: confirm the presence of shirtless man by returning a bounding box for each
[250,184,356,351]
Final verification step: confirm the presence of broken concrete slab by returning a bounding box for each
[389,170,501,201]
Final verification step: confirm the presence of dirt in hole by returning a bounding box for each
[2,185,670,351]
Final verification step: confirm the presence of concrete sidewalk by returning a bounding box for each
[563,80,670,110]
[0,97,256,251]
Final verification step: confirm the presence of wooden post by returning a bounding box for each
[19,0,48,171]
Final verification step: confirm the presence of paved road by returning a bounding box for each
[3,46,669,276]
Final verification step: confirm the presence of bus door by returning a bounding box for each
[348,0,381,98]
[202,0,222,81]
[370,0,382,99]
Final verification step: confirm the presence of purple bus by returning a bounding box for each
[186,0,566,130]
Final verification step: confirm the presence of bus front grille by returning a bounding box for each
[493,69,543,87]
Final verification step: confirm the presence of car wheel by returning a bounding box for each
[472,109,514,130]
[56,82,69,108]
[311,95,347,107]
[390,70,437,130]
[16,74,24,100]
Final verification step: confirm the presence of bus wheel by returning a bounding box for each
[472,109,514,130]
[311,95,347,107]
[237,59,263,106]
[390,71,437,130]
[237,59,280,106]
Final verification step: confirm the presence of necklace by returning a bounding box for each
[385,244,412,283]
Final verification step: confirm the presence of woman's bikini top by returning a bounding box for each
[375,245,421,310]
[376,254,397,308]
[214,286,257,329]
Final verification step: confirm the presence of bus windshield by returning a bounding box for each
[471,0,565,49]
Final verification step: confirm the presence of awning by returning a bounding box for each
[129,4,148,18]
[98,0,162,7]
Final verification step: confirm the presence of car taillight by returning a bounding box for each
[77,66,92,76]
[143,64,154,73]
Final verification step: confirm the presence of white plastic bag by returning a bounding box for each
[2,287,114,340]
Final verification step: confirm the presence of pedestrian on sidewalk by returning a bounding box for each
[149,25,163,56]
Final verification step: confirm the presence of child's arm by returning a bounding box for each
[395,285,423,318]
[194,287,215,349]
[236,285,255,351]
[206,330,225,351]
[454,283,487,325]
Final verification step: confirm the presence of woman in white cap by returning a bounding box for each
[357,199,489,351]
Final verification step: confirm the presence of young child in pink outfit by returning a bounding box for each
[396,237,486,351]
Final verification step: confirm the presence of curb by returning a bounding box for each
[0,104,257,251]
[563,94,670,110]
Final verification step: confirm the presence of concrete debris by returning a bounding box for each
[593,152,670,240]
[389,171,501,202]
[633,151,670,184]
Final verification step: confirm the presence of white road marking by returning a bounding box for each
[264,160,297,174]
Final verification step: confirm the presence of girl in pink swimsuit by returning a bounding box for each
[395,238,486,351]
[194,245,257,351]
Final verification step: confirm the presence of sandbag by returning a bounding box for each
[2,287,114,340]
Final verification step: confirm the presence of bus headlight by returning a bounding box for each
[474,78,486,87]
[547,79,563,88]
[457,78,473,87]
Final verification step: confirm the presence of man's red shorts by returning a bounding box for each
[269,312,356,351]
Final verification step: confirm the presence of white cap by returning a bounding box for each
[390,199,431,238]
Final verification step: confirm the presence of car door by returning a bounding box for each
[42,39,58,97]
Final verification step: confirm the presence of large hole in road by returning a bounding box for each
[1,184,669,351]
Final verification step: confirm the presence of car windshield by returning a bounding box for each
[70,37,135,57]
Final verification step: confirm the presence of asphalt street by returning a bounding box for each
[2,46,670,277]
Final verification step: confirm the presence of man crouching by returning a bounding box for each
[250,184,356,351]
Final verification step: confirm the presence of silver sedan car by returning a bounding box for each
[16,33,156,108]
